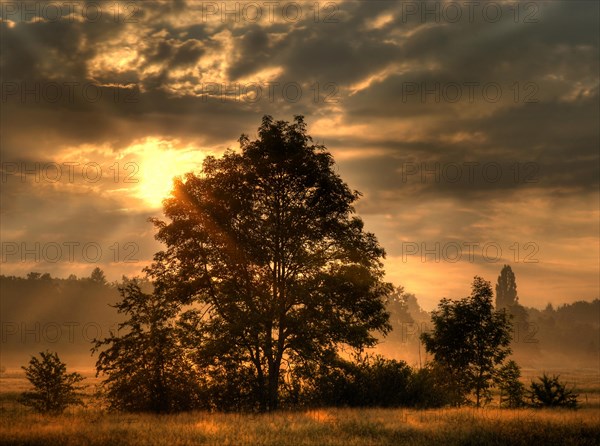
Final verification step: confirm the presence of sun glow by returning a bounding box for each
[123,138,209,208]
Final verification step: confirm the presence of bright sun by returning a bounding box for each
[124,138,208,208]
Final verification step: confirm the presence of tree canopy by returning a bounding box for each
[19,351,85,414]
[421,276,513,407]
[146,115,392,411]
[92,280,200,413]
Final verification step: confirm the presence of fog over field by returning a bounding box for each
[1,272,597,372]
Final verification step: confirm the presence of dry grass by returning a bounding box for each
[1,371,598,446]
[0,406,598,446]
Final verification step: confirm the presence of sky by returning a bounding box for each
[1,0,598,311]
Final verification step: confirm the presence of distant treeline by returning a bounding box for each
[0,269,124,368]
[384,289,599,369]
[1,270,597,370]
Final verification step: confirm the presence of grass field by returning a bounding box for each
[1,369,599,446]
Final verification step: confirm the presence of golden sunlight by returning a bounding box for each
[123,138,208,208]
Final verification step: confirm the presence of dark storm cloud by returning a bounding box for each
[226,25,271,80]
[0,12,126,81]
[140,35,205,74]
[328,0,599,203]
[1,0,598,305]
[334,89,599,202]
[1,0,596,151]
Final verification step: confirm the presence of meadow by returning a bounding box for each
[1,369,599,446]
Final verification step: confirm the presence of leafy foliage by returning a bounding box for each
[19,351,85,414]
[92,280,201,413]
[527,373,579,408]
[147,115,391,411]
[296,354,414,408]
[407,363,467,408]
[496,360,525,408]
[421,276,513,407]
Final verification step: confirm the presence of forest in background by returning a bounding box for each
[1,268,597,371]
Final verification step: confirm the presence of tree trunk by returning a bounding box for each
[257,370,267,412]
[267,362,280,411]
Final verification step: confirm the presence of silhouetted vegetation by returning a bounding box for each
[523,300,599,361]
[92,280,201,413]
[293,354,413,408]
[496,265,518,309]
[527,373,579,408]
[2,267,596,373]
[421,276,513,407]
[144,115,392,411]
[89,267,107,285]
[19,351,85,414]
[2,116,597,416]
[496,360,526,408]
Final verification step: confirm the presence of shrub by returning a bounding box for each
[354,355,413,407]
[297,354,414,408]
[407,363,464,408]
[92,282,202,413]
[294,356,359,407]
[527,373,578,408]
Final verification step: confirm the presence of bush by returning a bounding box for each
[200,359,262,412]
[19,351,85,414]
[407,364,465,408]
[527,373,578,408]
[354,355,413,407]
[294,356,359,407]
[296,354,414,408]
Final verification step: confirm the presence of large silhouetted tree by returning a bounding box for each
[147,115,392,411]
[421,276,512,407]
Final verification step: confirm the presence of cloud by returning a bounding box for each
[1,0,597,307]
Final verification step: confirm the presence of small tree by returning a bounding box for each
[527,373,578,408]
[496,360,525,408]
[19,351,85,414]
[421,276,512,407]
[92,280,201,413]
[89,267,107,285]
